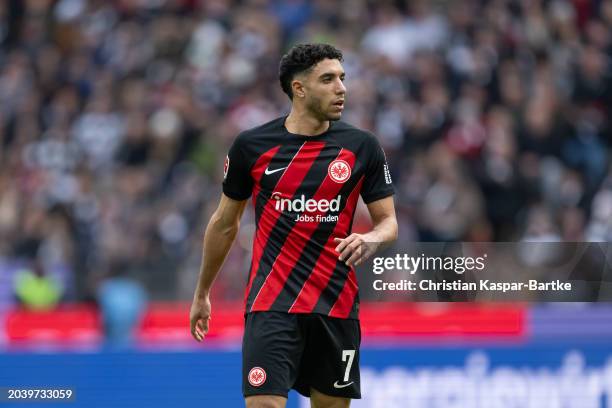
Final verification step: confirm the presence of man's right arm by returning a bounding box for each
[190,193,248,342]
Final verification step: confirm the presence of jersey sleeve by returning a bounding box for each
[360,134,395,204]
[222,134,254,200]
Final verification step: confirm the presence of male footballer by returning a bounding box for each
[190,43,397,408]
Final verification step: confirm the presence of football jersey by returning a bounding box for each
[223,116,394,319]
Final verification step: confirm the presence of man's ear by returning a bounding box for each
[291,79,305,98]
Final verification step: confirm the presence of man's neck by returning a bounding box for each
[285,109,329,136]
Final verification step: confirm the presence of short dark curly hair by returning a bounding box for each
[279,43,343,100]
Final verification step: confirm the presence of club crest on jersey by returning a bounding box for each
[328,159,351,183]
[248,367,266,387]
[223,155,229,179]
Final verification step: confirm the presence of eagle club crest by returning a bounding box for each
[248,367,266,387]
[328,159,351,183]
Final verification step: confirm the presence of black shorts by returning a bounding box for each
[242,311,361,399]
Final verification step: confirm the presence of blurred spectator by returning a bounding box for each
[96,263,147,347]
[0,0,610,306]
[13,258,62,310]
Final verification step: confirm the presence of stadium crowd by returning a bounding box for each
[0,0,610,307]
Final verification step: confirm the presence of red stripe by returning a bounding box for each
[289,176,364,314]
[328,269,359,318]
[251,149,357,312]
[327,178,364,318]
[243,145,280,306]
[246,142,325,309]
[250,145,281,202]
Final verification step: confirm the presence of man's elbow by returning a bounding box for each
[220,221,240,238]
[376,215,398,243]
[389,218,399,242]
[210,212,240,238]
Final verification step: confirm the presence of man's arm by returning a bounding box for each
[190,193,248,342]
[334,196,397,267]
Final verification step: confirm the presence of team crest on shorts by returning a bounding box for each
[248,367,266,387]
[328,159,351,183]
[223,155,229,179]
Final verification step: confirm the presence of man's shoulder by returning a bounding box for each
[331,120,362,133]
[331,120,380,149]
[332,120,375,138]
[237,117,285,141]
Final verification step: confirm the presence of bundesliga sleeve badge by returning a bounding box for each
[223,155,229,179]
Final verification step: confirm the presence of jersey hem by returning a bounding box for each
[243,389,289,398]
[362,189,394,204]
[222,188,251,201]
[245,309,359,321]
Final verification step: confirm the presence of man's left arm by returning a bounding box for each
[334,196,398,267]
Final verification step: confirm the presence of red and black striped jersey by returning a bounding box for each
[223,116,394,319]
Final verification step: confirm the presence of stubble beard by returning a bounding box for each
[306,95,341,122]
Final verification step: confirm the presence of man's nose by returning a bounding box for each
[335,79,346,94]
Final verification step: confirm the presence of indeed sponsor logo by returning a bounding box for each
[272,192,341,213]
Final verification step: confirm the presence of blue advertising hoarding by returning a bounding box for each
[1,342,611,408]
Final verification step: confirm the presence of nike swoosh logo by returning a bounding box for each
[333,381,354,389]
[264,166,287,175]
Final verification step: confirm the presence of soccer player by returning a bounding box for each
[190,43,397,408]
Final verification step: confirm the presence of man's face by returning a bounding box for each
[295,58,346,121]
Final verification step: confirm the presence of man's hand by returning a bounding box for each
[189,194,247,342]
[334,233,379,267]
[190,295,211,342]
[334,196,398,267]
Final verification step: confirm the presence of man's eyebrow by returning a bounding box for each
[318,72,346,79]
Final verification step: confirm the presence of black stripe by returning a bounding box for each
[312,202,359,317]
[247,143,300,287]
[246,142,330,311]
[272,157,362,312]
